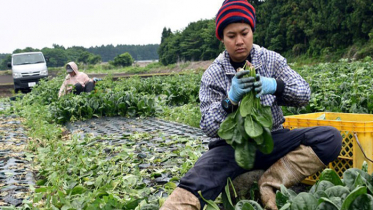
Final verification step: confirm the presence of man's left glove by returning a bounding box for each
[254,75,277,98]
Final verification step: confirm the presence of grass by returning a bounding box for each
[0,69,11,75]
[160,103,201,128]
[66,61,196,75]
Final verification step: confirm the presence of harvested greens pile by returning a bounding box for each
[218,65,274,169]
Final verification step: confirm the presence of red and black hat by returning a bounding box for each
[215,0,256,40]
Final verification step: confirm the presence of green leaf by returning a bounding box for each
[348,194,373,210]
[354,173,366,188]
[315,180,335,192]
[198,191,220,210]
[232,126,243,145]
[124,199,142,209]
[317,197,340,210]
[222,177,236,210]
[244,115,263,138]
[218,112,237,140]
[245,200,263,210]
[317,114,326,120]
[35,187,48,193]
[279,184,297,201]
[279,203,291,210]
[319,168,344,186]
[140,204,159,210]
[256,127,274,154]
[236,111,249,140]
[275,191,289,209]
[36,179,47,186]
[234,140,256,170]
[252,106,272,129]
[343,168,373,192]
[235,200,258,210]
[253,135,264,145]
[362,161,368,173]
[325,186,350,200]
[312,190,328,200]
[240,92,254,117]
[341,186,367,210]
[70,185,87,195]
[289,192,318,210]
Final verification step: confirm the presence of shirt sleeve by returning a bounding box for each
[272,53,310,106]
[58,76,69,98]
[199,66,229,138]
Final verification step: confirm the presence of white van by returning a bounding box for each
[8,52,48,92]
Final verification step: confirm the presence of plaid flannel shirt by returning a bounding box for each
[199,44,310,141]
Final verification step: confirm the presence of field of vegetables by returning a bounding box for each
[1,58,373,210]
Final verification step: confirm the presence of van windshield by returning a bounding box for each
[13,53,45,66]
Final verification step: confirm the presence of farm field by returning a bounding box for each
[1,58,373,209]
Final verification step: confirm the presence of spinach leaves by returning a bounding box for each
[276,167,373,210]
[218,66,274,170]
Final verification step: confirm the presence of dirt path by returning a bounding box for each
[0,74,12,84]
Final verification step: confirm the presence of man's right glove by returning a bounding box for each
[228,70,256,104]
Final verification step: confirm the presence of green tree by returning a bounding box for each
[13,47,39,54]
[78,51,91,64]
[158,19,221,65]
[158,27,174,65]
[42,48,69,67]
[88,44,159,62]
[88,54,102,65]
[0,54,11,70]
[111,52,134,67]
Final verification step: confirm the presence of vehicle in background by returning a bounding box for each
[7,52,48,93]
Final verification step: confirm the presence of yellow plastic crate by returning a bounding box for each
[283,112,373,185]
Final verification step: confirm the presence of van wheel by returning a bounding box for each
[14,88,20,93]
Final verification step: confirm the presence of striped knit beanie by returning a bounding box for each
[215,0,256,40]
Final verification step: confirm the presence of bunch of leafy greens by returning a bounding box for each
[201,163,373,210]
[218,65,274,170]
[275,165,373,210]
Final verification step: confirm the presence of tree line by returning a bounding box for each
[158,0,373,65]
[87,44,159,62]
[0,44,159,70]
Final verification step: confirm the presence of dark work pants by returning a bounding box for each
[73,82,95,95]
[178,126,342,208]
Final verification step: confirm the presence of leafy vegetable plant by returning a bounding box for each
[218,65,274,169]
[275,166,373,210]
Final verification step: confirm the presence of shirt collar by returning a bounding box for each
[223,46,259,75]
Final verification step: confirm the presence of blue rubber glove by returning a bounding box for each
[228,70,256,104]
[254,75,277,98]
[93,77,102,82]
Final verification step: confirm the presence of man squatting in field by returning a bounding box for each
[160,0,342,210]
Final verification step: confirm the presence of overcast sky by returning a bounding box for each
[1,0,224,54]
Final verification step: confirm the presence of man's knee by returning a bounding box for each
[304,126,342,165]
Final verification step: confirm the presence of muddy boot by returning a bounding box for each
[160,187,201,210]
[232,170,264,200]
[258,145,326,210]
